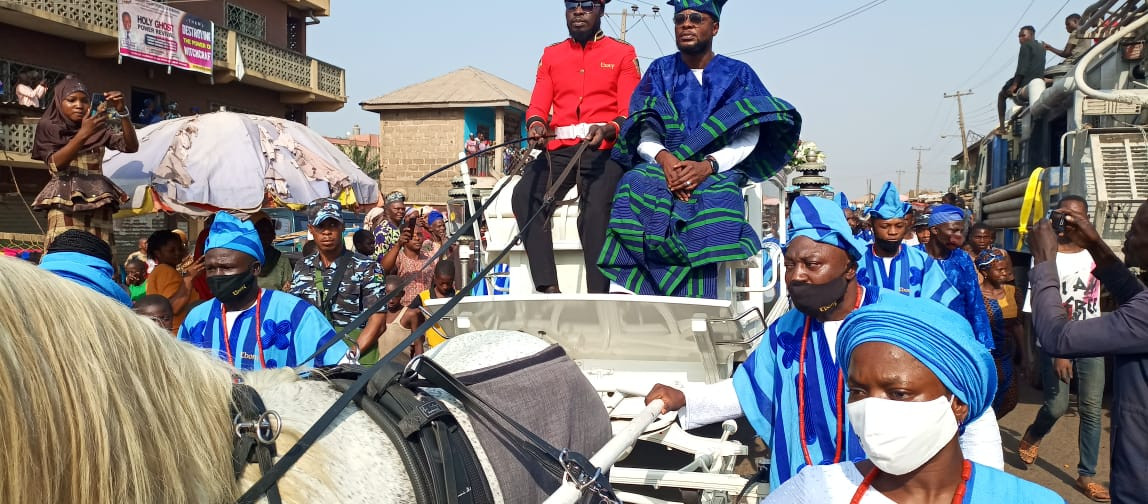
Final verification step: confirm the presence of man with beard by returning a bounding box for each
[1027,200,1148,503]
[179,212,347,370]
[511,0,640,294]
[644,196,1003,489]
[599,0,801,298]
[855,182,957,305]
[926,204,995,351]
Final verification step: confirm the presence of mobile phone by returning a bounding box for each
[407,216,417,233]
[89,93,105,117]
[1048,210,1067,233]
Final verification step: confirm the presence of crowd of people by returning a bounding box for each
[12,0,1148,501]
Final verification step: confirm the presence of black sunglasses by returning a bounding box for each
[674,12,709,25]
[565,1,597,11]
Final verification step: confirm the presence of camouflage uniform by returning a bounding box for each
[287,250,385,329]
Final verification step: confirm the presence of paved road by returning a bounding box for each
[997,381,1112,504]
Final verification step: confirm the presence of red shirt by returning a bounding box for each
[526,32,641,151]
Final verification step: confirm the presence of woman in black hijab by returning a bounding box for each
[31,76,138,246]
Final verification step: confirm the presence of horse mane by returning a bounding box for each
[0,257,235,503]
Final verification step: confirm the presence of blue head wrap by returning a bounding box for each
[836,295,996,425]
[39,252,132,307]
[928,204,965,227]
[205,211,265,264]
[833,191,850,210]
[975,248,1007,270]
[868,181,910,220]
[667,0,728,20]
[788,196,867,261]
[427,210,444,226]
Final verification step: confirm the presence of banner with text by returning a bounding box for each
[117,0,213,75]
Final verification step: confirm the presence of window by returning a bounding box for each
[226,3,265,40]
[287,15,304,53]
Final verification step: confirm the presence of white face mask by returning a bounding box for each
[846,395,958,475]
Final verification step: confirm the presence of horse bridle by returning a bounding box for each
[230,376,283,504]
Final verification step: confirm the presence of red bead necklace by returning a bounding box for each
[849,459,972,504]
[796,284,863,466]
[219,290,266,368]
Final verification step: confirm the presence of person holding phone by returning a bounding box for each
[31,77,138,246]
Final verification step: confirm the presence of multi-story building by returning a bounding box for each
[0,0,346,250]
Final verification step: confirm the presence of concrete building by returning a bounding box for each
[0,0,346,251]
[361,66,530,205]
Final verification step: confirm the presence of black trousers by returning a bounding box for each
[511,145,622,293]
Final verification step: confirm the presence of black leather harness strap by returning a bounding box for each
[231,381,282,504]
[236,142,599,504]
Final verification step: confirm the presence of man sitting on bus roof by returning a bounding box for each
[598,0,801,298]
[997,25,1047,132]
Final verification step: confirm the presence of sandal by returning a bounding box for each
[1017,427,1040,465]
[1075,479,1111,502]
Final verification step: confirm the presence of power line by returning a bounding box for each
[726,0,889,56]
[958,0,1035,88]
[639,14,666,55]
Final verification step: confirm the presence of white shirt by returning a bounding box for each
[1022,249,1100,320]
[635,67,760,172]
[763,462,895,503]
[223,296,259,335]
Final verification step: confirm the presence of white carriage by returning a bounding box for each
[428,171,795,503]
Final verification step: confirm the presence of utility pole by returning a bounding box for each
[944,90,974,187]
[895,169,907,191]
[911,146,930,198]
[609,5,651,41]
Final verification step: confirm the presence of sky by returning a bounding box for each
[306,0,1077,200]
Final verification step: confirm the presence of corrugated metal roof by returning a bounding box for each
[360,66,531,111]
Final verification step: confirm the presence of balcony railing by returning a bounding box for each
[0,121,36,161]
[2,0,346,107]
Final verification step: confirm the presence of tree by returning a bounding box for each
[342,143,380,180]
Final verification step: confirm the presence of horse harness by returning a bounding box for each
[235,142,615,504]
[231,377,284,504]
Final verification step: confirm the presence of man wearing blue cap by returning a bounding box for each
[856,182,957,306]
[645,196,1002,488]
[599,0,802,298]
[767,295,1060,502]
[288,199,388,364]
[39,229,132,307]
[179,212,348,370]
[926,204,994,351]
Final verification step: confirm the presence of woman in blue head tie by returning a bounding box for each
[765,295,1063,503]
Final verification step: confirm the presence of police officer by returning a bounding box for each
[511,0,641,294]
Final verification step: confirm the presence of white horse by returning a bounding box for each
[0,256,606,503]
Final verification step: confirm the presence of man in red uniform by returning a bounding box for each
[512,0,641,294]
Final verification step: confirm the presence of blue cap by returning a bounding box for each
[928,204,965,227]
[205,211,265,264]
[427,210,444,225]
[667,0,728,20]
[868,181,910,220]
[307,198,344,227]
[788,195,868,261]
[833,191,850,210]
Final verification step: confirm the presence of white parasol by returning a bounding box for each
[102,111,379,215]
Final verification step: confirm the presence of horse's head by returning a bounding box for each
[0,256,236,503]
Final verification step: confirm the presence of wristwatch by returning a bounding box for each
[705,155,719,175]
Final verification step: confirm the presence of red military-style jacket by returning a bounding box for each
[526,31,641,151]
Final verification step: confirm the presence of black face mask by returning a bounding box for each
[873,238,902,255]
[789,276,849,317]
[208,270,256,304]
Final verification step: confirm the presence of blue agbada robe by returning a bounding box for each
[856,244,959,306]
[599,54,801,298]
[732,287,899,489]
[934,250,996,350]
[179,289,348,370]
